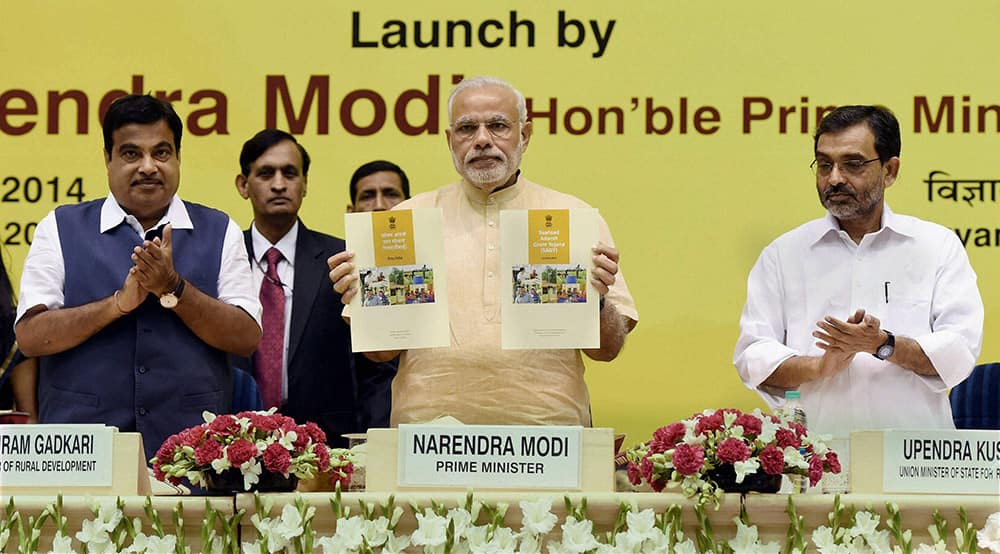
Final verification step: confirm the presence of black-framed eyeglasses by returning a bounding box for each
[810,157,880,177]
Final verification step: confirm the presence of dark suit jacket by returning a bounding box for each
[237,222,395,447]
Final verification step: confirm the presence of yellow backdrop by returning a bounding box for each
[2,1,998,445]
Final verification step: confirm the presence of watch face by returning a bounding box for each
[877,345,894,359]
[159,293,178,309]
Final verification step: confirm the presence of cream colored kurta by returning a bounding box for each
[388,175,638,427]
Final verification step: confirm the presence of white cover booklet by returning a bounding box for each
[345,209,450,352]
[500,208,600,349]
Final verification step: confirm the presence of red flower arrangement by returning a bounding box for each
[150,410,353,492]
[625,408,841,505]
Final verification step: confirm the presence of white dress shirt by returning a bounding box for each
[733,204,983,437]
[249,221,297,403]
[17,195,262,327]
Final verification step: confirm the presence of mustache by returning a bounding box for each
[465,149,506,164]
[131,178,162,186]
[824,184,855,199]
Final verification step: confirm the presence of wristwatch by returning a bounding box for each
[159,276,186,309]
[874,330,895,360]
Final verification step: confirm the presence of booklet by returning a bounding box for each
[345,209,450,352]
[500,208,600,349]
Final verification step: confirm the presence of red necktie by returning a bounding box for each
[254,247,285,409]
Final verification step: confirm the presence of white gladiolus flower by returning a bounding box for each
[241,541,262,554]
[728,518,782,554]
[241,458,264,490]
[331,515,365,550]
[519,498,558,536]
[362,516,391,547]
[850,511,881,539]
[49,531,74,553]
[381,533,412,553]
[518,532,543,553]
[673,539,699,554]
[411,510,449,548]
[210,457,231,473]
[978,512,1000,553]
[733,459,761,483]
[913,542,953,554]
[559,516,600,553]
[447,507,474,539]
[272,504,306,543]
[142,534,177,554]
[75,518,111,551]
[757,418,780,445]
[625,508,659,542]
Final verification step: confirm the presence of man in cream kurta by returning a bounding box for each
[329,77,638,427]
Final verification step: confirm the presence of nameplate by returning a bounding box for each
[0,424,114,487]
[397,424,582,489]
[882,429,1000,494]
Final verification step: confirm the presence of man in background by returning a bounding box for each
[734,105,983,437]
[329,76,639,427]
[347,160,410,213]
[344,159,411,428]
[16,94,261,459]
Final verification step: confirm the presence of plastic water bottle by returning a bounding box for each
[783,390,808,493]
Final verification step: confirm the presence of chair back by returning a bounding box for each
[950,362,1000,430]
[232,367,264,413]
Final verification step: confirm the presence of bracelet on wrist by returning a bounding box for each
[113,290,129,315]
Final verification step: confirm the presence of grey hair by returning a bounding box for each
[447,76,527,124]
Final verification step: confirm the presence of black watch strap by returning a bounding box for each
[874,330,895,360]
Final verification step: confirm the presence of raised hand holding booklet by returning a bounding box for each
[500,208,600,349]
[345,209,450,352]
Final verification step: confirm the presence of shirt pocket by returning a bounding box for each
[885,296,932,338]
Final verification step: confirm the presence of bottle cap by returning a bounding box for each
[784,390,801,400]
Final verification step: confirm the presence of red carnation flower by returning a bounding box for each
[316,445,331,472]
[716,437,752,464]
[208,414,240,436]
[226,439,257,466]
[759,444,785,475]
[640,455,655,482]
[263,442,292,474]
[775,428,801,449]
[194,439,223,466]
[789,421,807,438]
[733,413,762,436]
[652,423,685,448]
[649,478,666,492]
[331,468,352,490]
[809,454,825,487]
[153,465,167,482]
[695,413,724,436]
[292,426,311,450]
[154,435,180,464]
[627,462,642,486]
[825,451,842,474]
[251,413,282,433]
[179,426,206,447]
[672,444,705,476]
[303,422,327,445]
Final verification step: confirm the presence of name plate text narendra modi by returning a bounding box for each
[0,424,114,487]
[398,425,582,489]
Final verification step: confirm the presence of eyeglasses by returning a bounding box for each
[810,157,881,177]
[451,118,515,140]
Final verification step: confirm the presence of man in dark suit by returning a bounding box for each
[234,129,391,446]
